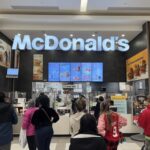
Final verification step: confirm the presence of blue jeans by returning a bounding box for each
[36,126,53,150]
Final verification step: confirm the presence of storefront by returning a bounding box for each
[0,17,150,135]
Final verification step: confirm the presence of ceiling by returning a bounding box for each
[1,0,150,15]
[0,0,150,41]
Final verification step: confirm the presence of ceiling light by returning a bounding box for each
[80,0,88,12]
[121,34,125,37]
[70,34,74,37]
[18,33,21,36]
[92,34,95,37]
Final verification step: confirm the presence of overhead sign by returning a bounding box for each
[12,34,129,52]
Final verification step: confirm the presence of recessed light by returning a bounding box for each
[70,34,74,37]
[92,34,95,37]
[121,34,125,37]
[80,0,88,12]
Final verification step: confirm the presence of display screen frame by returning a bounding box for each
[48,62,103,82]
[6,68,19,78]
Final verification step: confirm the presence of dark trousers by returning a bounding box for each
[27,136,36,150]
[36,126,53,150]
[0,143,11,150]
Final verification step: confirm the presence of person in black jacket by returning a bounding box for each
[94,96,104,121]
[31,95,59,150]
[0,92,18,150]
[69,114,106,150]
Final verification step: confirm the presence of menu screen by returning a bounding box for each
[48,63,59,81]
[81,63,92,81]
[48,62,103,82]
[92,63,103,82]
[60,63,71,81]
[71,63,81,81]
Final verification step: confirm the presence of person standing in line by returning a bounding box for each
[0,92,18,150]
[97,101,127,150]
[138,97,150,150]
[31,95,59,150]
[70,97,86,137]
[94,96,104,121]
[69,114,107,150]
[22,100,37,150]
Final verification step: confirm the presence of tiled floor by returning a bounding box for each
[11,136,143,150]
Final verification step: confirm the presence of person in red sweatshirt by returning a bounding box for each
[138,97,150,150]
[97,101,127,150]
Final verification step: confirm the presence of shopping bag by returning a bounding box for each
[19,128,27,148]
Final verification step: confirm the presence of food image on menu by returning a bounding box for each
[140,59,146,74]
[48,63,59,81]
[71,63,81,81]
[60,63,71,81]
[92,63,103,82]
[127,68,134,80]
[134,64,140,77]
[81,63,91,81]
[33,55,43,80]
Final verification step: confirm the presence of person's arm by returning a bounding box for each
[138,110,145,128]
[22,110,30,129]
[51,109,59,123]
[97,114,106,136]
[11,107,18,124]
[31,110,38,126]
[118,114,127,129]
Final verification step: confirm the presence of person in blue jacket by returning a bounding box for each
[0,92,18,150]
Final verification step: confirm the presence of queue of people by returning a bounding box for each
[4,91,150,150]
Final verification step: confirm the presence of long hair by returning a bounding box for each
[100,101,112,130]
[38,95,50,107]
[79,114,97,134]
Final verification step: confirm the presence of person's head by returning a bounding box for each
[0,92,6,103]
[39,92,45,96]
[27,99,35,108]
[79,114,97,134]
[98,96,104,102]
[100,101,109,113]
[38,95,50,107]
[75,97,86,112]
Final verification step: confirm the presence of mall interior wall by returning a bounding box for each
[0,32,12,92]
[16,50,126,98]
[126,23,149,96]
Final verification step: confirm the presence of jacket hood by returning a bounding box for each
[0,102,11,113]
[72,112,85,121]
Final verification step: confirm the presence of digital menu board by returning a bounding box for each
[48,62,103,82]
[60,63,71,81]
[92,63,103,82]
[71,63,81,81]
[81,63,92,81]
[48,63,59,81]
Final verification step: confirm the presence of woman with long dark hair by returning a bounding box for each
[69,114,106,150]
[31,95,59,150]
[97,101,127,150]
